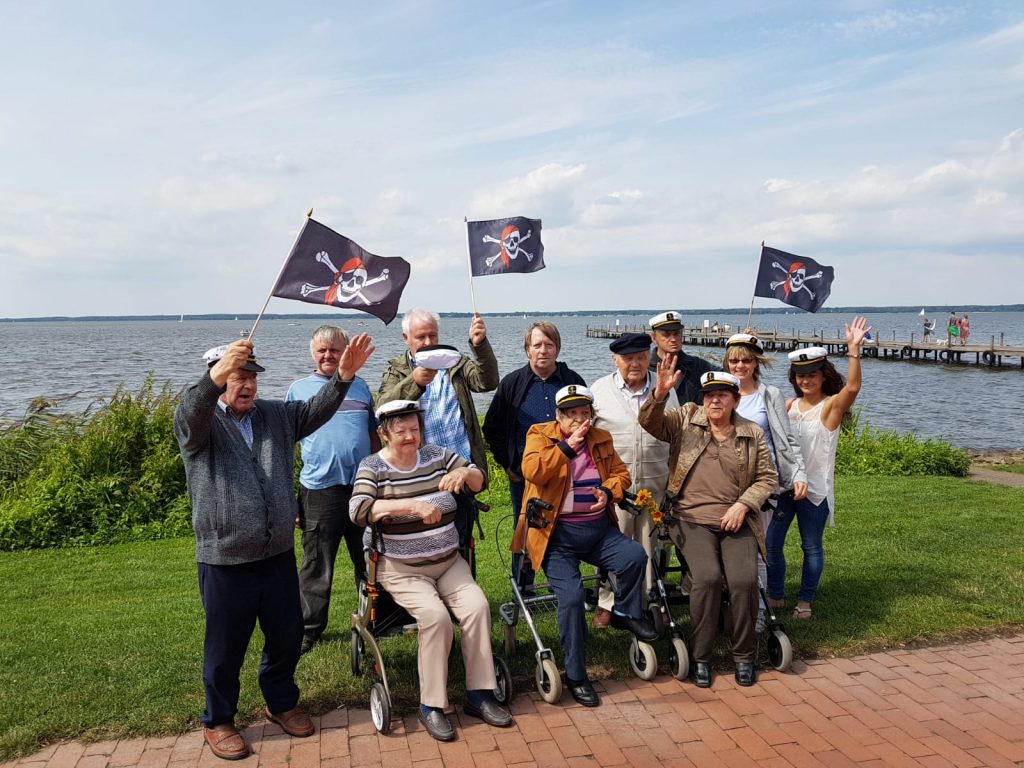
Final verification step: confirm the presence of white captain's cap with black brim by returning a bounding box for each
[202,344,265,373]
[787,346,829,372]
[649,311,684,331]
[726,333,764,353]
[374,399,423,420]
[555,384,594,410]
[700,371,740,393]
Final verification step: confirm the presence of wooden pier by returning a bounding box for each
[585,325,1024,369]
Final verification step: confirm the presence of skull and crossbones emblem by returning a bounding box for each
[770,261,823,301]
[482,225,534,268]
[300,251,390,306]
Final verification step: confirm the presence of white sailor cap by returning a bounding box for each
[374,399,423,420]
[787,346,829,372]
[726,333,764,353]
[413,344,461,371]
[202,344,265,372]
[649,311,684,331]
[700,371,741,393]
[555,384,594,410]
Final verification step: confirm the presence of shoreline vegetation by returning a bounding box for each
[2,303,1024,323]
[0,380,1021,760]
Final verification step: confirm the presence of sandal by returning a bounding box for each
[792,606,812,620]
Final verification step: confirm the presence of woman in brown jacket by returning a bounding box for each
[639,363,778,689]
[512,385,658,708]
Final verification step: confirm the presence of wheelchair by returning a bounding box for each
[350,495,513,733]
[497,497,659,703]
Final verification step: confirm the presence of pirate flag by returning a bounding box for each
[272,219,411,324]
[467,216,545,277]
[753,245,835,314]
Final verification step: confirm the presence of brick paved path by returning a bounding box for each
[6,634,1023,768]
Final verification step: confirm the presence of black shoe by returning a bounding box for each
[299,635,317,655]
[693,662,712,688]
[568,678,600,707]
[463,696,513,727]
[609,612,658,641]
[418,708,455,741]
[735,662,756,687]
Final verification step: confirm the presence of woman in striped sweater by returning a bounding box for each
[350,400,512,742]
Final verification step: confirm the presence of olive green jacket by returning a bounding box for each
[376,339,498,481]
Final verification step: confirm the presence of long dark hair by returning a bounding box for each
[788,359,845,397]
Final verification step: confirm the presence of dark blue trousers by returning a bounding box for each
[197,549,303,726]
[542,517,647,682]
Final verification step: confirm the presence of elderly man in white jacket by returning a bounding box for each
[590,333,678,627]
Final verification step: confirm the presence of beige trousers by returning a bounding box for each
[376,553,496,709]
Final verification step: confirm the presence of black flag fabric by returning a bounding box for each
[272,219,411,324]
[467,216,545,277]
[753,245,835,313]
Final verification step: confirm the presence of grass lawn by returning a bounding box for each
[1,475,1022,759]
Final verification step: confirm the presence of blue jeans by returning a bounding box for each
[542,517,647,682]
[766,494,830,604]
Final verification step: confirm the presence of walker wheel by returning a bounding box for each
[767,629,793,672]
[669,638,689,681]
[350,629,363,677]
[536,658,562,704]
[628,638,658,681]
[493,654,513,706]
[369,682,391,734]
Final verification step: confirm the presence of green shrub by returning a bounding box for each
[837,423,970,477]
[0,378,191,550]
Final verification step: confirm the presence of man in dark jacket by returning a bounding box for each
[174,335,373,760]
[648,311,713,405]
[482,321,585,581]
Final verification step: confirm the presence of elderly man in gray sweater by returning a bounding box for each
[175,334,373,760]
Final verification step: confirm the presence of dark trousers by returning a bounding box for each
[669,519,758,664]
[298,484,366,640]
[542,517,648,681]
[197,549,303,726]
[510,478,535,587]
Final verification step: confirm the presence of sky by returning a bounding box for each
[1,1,1022,318]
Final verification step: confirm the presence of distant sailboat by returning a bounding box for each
[919,308,926,316]
[179,313,184,322]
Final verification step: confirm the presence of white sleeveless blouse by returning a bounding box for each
[787,397,838,526]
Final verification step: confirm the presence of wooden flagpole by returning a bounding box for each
[464,216,479,316]
[744,240,765,332]
[248,208,313,341]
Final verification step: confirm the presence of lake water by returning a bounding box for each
[1,310,1021,450]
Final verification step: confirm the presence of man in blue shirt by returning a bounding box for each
[287,326,379,655]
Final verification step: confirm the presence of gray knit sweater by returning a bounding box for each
[174,371,351,565]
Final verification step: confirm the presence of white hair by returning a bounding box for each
[402,308,439,335]
[309,325,348,354]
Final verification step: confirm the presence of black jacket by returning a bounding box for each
[482,362,586,475]
[649,350,714,406]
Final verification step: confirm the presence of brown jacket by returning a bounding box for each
[638,398,778,557]
[511,420,631,571]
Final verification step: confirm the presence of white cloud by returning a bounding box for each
[470,163,588,221]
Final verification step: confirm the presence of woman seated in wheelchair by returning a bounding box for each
[513,385,658,708]
[638,365,778,689]
[349,399,513,741]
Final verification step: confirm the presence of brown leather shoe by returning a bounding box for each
[204,723,250,760]
[592,607,611,628]
[266,706,315,737]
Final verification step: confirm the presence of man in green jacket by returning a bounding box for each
[377,308,498,482]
